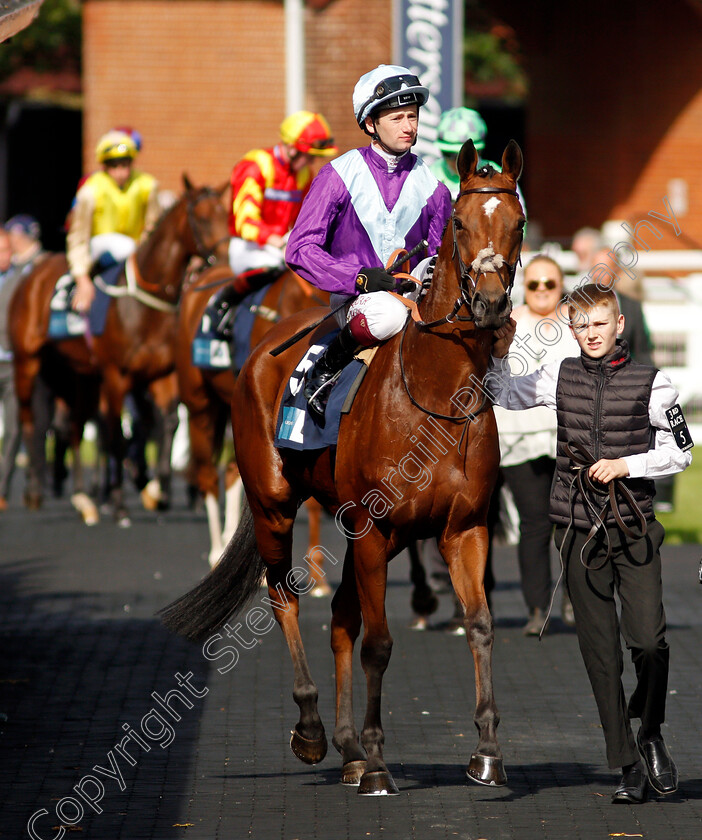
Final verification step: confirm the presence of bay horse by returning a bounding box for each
[161,140,525,795]
[9,176,230,524]
[176,265,330,577]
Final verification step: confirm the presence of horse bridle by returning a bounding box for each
[398,185,524,440]
[185,187,230,267]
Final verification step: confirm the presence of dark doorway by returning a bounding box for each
[2,100,82,252]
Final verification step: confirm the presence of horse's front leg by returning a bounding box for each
[353,535,398,795]
[102,368,130,527]
[441,526,507,786]
[331,541,366,784]
[146,373,180,511]
[255,508,327,764]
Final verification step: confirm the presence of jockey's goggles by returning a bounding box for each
[358,74,427,124]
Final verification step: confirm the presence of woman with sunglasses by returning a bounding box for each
[492,255,580,635]
[286,65,452,422]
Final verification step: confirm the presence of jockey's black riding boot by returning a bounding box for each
[304,324,359,424]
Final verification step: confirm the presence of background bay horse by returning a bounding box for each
[176,265,329,575]
[9,176,230,525]
[162,141,525,795]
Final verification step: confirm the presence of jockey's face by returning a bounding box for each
[367,105,419,155]
[104,158,133,188]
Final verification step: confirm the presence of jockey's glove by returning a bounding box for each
[355,267,397,294]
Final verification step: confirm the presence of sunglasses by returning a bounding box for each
[526,278,558,292]
[310,137,335,150]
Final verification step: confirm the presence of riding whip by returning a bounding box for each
[269,239,428,357]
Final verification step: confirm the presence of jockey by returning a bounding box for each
[67,130,160,313]
[226,111,337,302]
[285,64,452,421]
[431,107,527,211]
[430,107,489,200]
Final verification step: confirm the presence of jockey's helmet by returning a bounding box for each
[436,108,487,153]
[353,65,429,130]
[280,111,338,157]
[113,126,143,152]
[95,131,138,165]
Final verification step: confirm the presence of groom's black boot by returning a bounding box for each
[304,324,359,424]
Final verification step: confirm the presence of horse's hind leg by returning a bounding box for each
[441,527,506,787]
[408,540,439,629]
[330,541,366,784]
[255,504,327,764]
[306,500,331,597]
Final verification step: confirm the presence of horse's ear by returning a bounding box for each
[457,139,479,182]
[501,140,523,183]
[182,173,195,192]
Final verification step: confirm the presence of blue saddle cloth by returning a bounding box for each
[274,330,365,451]
[191,284,272,372]
[232,285,271,372]
[48,263,122,339]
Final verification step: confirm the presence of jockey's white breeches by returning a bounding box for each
[228,237,286,276]
[331,256,432,341]
[90,233,137,264]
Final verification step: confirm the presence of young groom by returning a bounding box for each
[487,283,692,803]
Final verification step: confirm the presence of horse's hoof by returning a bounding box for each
[290,728,327,765]
[340,760,367,786]
[358,770,400,796]
[466,754,507,786]
[71,493,99,526]
[24,493,42,511]
[116,514,132,529]
[310,581,332,598]
[409,614,428,631]
[140,479,162,511]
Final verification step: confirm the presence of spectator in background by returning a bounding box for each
[5,215,45,277]
[493,255,580,634]
[571,227,604,275]
[0,229,23,510]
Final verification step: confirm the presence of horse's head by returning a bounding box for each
[180,174,231,267]
[450,140,525,330]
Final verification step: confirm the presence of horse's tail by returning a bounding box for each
[159,497,266,641]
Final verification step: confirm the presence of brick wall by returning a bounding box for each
[490,0,702,247]
[83,0,392,196]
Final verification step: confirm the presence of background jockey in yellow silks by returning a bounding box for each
[67,130,160,313]
[225,110,337,303]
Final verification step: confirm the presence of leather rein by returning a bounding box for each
[98,188,229,311]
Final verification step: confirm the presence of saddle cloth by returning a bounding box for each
[191,284,271,372]
[274,330,368,451]
[48,263,121,339]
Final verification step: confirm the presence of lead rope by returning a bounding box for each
[539,441,649,639]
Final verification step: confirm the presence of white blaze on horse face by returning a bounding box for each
[483,196,501,217]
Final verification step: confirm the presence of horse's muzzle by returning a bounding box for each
[470,290,512,329]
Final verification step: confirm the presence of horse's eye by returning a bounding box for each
[516,218,526,231]
[453,217,464,231]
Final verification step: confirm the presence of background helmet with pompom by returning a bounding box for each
[436,107,487,154]
[353,64,429,136]
[95,130,138,165]
[279,111,338,157]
